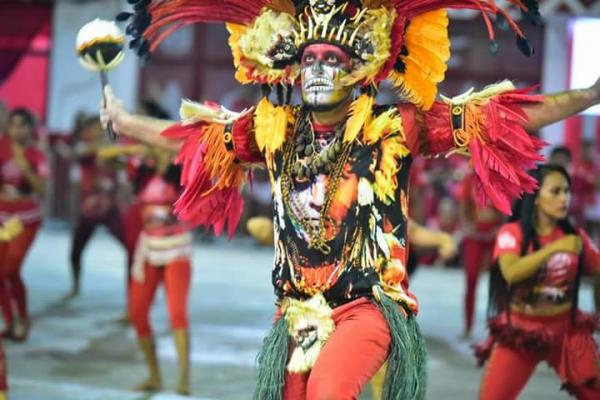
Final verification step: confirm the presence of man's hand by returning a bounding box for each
[100,85,128,135]
[590,75,600,103]
[437,233,458,261]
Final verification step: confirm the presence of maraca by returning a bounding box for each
[76,19,125,140]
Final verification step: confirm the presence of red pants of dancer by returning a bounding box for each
[463,237,494,333]
[0,244,7,392]
[123,203,143,272]
[283,298,391,400]
[70,206,126,281]
[0,339,5,391]
[480,313,600,400]
[0,223,39,326]
[129,259,191,338]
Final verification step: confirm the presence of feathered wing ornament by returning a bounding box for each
[423,81,545,215]
[161,103,262,237]
[118,0,272,56]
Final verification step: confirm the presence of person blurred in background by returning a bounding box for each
[0,216,24,400]
[0,102,8,137]
[120,100,174,321]
[419,196,462,267]
[549,146,572,170]
[0,108,48,341]
[459,168,504,340]
[68,116,132,297]
[128,163,192,395]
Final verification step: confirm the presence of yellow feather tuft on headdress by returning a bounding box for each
[388,9,450,110]
[343,8,395,86]
[227,23,253,84]
[227,11,300,85]
[343,94,374,143]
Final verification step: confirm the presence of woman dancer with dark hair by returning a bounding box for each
[0,108,47,341]
[477,164,600,400]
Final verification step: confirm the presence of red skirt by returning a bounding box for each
[475,310,599,389]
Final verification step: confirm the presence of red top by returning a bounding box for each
[493,222,600,310]
[0,135,48,194]
[0,135,48,224]
[139,174,187,236]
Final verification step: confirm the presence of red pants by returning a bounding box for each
[0,243,7,392]
[0,223,39,325]
[129,259,191,338]
[480,313,600,400]
[463,237,494,333]
[283,298,391,400]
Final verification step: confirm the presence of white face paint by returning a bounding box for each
[300,44,354,111]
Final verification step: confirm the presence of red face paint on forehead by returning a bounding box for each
[301,43,352,69]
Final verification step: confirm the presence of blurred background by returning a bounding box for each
[0,0,600,399]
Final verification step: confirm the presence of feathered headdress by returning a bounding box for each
[118,0,540,110]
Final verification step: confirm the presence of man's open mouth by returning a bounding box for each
[305,79,334,92]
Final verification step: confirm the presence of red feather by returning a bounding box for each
[162,121,253,238]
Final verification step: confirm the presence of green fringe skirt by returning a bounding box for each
[252,297,427,400]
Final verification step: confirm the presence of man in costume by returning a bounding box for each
[102,1,600,398]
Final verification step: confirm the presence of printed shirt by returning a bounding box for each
[494,222,600,310]
[264,103,470,312]
[174,86,541,313]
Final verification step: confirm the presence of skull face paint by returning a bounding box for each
[301,44,354,112]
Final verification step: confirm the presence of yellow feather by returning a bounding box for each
[388,9,450,110]
[344,94,374,143]
[363,109,400,145]
[254,97,292,154]
[372,133,410,204]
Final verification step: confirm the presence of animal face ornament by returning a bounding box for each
[310,0,336,14]
[301,44,354,111]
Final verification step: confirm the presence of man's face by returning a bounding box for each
[301,44,353,111]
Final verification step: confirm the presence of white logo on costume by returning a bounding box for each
[545,252,572,280]
[497,231,517,250]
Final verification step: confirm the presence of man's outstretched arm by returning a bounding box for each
[100,86,181,151]
[524,76,600,132]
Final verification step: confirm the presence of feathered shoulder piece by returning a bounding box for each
[119,0,541,110]
[423,81,546,215]
[161,100,262,237]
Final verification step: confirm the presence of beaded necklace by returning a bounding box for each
[281,109,353,254]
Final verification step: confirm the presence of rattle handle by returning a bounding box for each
[100,71,117,141]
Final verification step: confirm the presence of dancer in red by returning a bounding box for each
[0,108,47,342]
[477,164,600,400]
[128,166,192,395]
[0,217,24,400]
[69,117,135,297]
[459,169,503,339]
